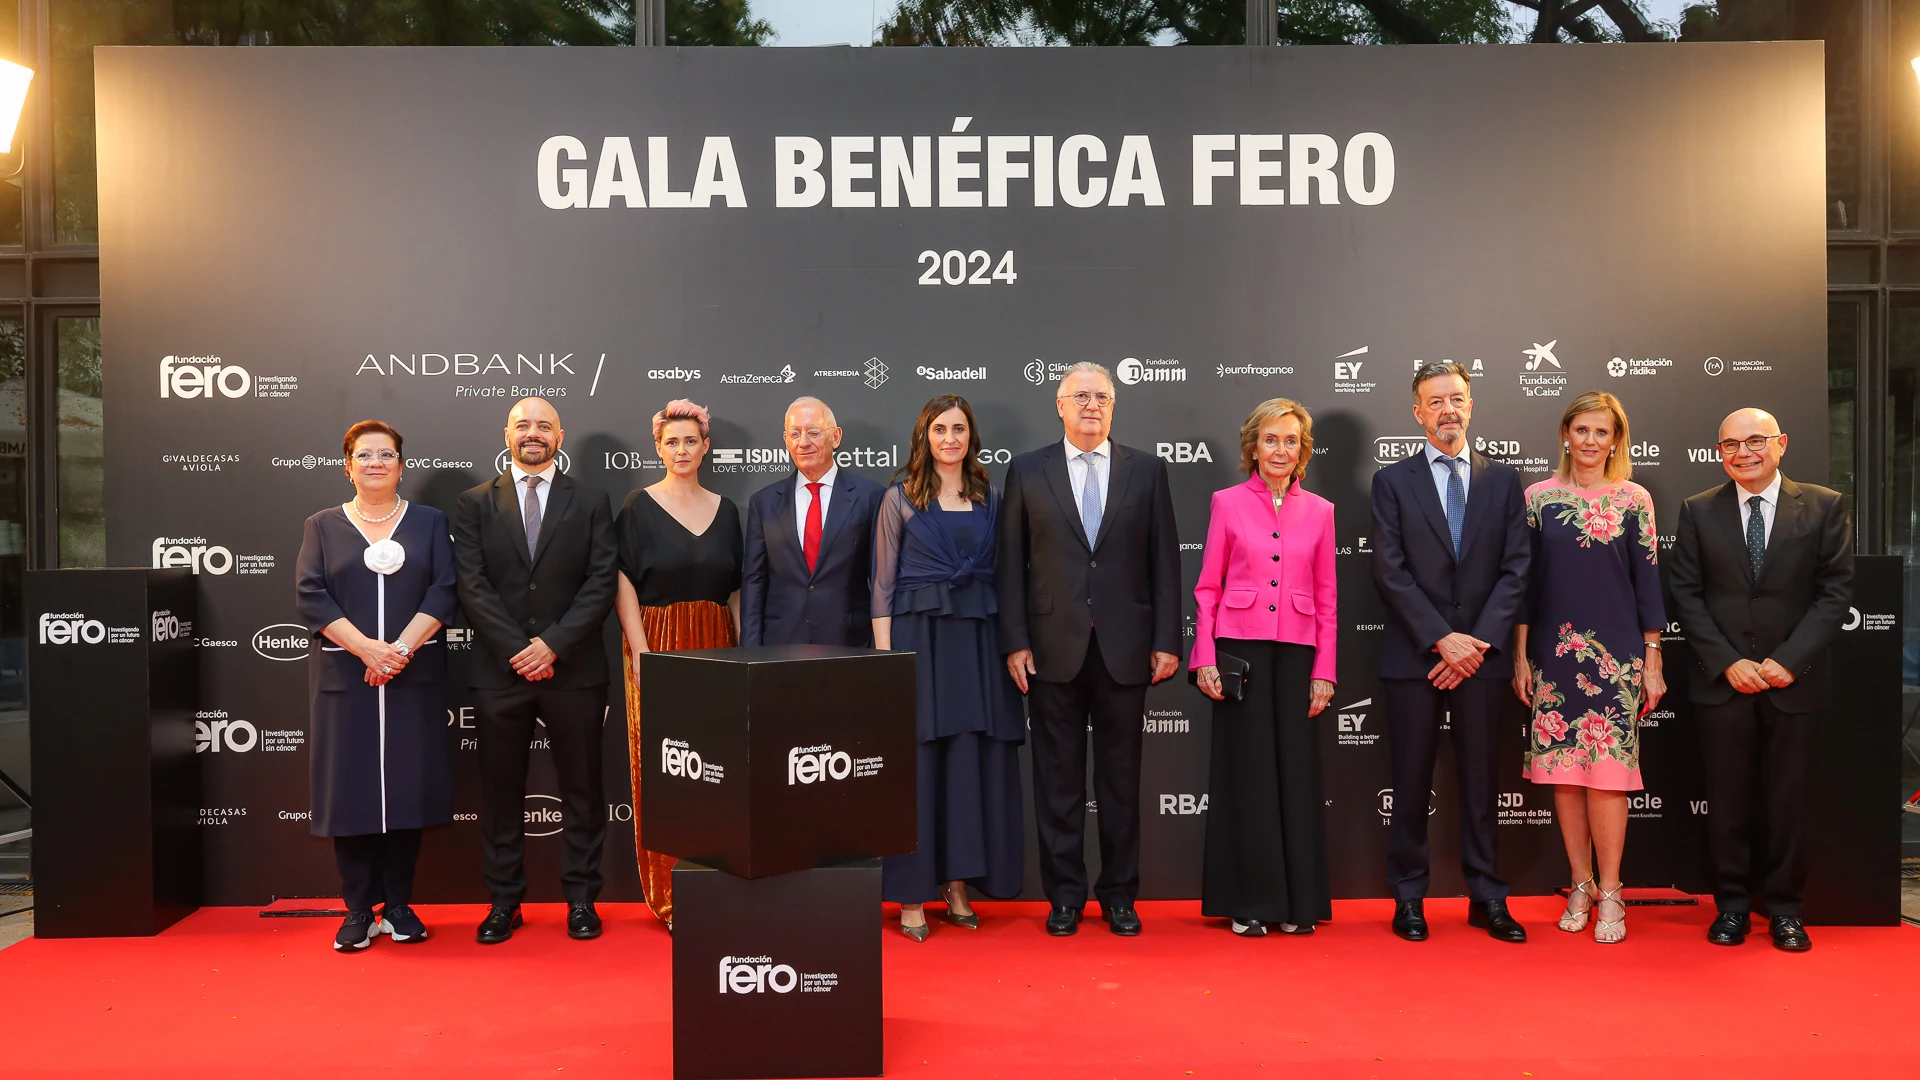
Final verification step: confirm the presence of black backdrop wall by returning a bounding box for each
[93,43,1841,908]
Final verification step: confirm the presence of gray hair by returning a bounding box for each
[784,395,838,429]
[1410,361,1472,401]
[1055,361,1116,396]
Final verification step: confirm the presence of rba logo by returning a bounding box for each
[718,955,797,994]
[38,611,103,644]
[1337,698,1370,732]
[495,448,572,474]
[524,793,563,837]
[152,537,234,575]
[788,744,852,785]
[160,355,250,399]
[647,368,701,381]
[1158,793,1208,815]
[196,711,259,753]
[1116,357,1185,384]
[1154,441,1213,463]
[1377,788,1438,818]
[252,623,309,660]
[150,609,188,642]
[1374,436,1425,465]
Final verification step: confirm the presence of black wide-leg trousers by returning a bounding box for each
[1027,629,1147,911]
[334,829,423,914]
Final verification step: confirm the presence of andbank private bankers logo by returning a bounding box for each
[356,351,602,398]
[661,737,725,784]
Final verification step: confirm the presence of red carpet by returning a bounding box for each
[1,896,1909,1078]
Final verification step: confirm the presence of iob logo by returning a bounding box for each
[662,738,703,780]
[160,355,250,399]
[38,611,104,644]
[718,955,797,994]
[788,744,852,785]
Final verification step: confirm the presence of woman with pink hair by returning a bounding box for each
[613,399,742,931]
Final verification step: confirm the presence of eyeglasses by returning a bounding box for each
[1716,434,1782,455]
[1060,391,1114,409]
[785,428,829,443]
[351,450,399,464]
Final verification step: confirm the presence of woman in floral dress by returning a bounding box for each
[1511,391,1666,944]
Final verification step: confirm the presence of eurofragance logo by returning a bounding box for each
[719,364,798,386]
[252,623,310,661]
[661,737,725,784]
[717,955,839,995]
[1215,362,1295,378]
[1331,346,1375,394]
[495,448,572,475]
[787,743,884,785]
[916,365,986,381]
[1115,356,1187,384]
[37,611,139,645]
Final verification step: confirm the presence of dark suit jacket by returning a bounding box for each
[452,471,618,690]
[741,469,885,647]
[996,441,1181,685]
[1369,447,1530,681]
[1666,475,1852,711]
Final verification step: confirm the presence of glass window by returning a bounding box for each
[54,315,100,566]
[50,0,171,244]
[0,314,24,891]
[1829,298,1861,523]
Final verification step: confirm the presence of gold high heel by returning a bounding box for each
[939,883,980,930]
[1593,883,1626,944]
[1558,877,1596,933]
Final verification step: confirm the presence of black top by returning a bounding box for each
[940,506,975,553]
[617,489,744,606]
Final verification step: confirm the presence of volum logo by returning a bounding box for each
[1377,788,1438,818]
[1374,436,1426,465]
[160,355,251,399]
[1332,346,1374,394]
[252,623,309,661]
[1523,341,1560,370]
[1686,446,1721,463]
[1154,442,1213,463]
[196,711,258,753]
[524,793,564,837]
[718,955,798,994]
[1116,356,1186,384]
[495,448,571,475]
[38,611,104,644]
[1158,793,1208,814]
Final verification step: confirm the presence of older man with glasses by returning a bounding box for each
[742,396,885,648]
[1669,407,1852,952]
[997,362,1181,937]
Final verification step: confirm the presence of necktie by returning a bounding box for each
[1441,456,1465,557]
[522,475,543,559]
[803,482,824,573]
[1080,451,1103,544]
[1746,495,1766,578]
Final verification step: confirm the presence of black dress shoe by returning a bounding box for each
[568,902,603,940]
[1467,899,1528,943]
[1391,899,1428,942]
[1101,904,1142,936]
[1706,911,1750,946]
[1770,915,1811,952]
[1044,905,1082,936]
[476,904,522,945]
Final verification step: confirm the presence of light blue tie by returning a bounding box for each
[1440,456,1465,557]
[1079,451,1103,544]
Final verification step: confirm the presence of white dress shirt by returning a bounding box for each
[1423,441,1471,506]
[1736,472,1782,547]
[509,459,557,517]
[795,464,838,536]
[1063,437,1112,513]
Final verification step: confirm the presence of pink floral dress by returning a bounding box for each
[1520,478,1666,791]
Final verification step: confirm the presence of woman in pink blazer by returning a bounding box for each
[1190,398,1338,937]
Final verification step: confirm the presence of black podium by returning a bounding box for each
[26,568,200,937]
[642,645,913,1080]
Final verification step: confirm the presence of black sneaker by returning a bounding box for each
[334,910,381,952]
[382,905,429,943]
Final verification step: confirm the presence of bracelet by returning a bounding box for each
[1643,641,1661,651]
[393,641,411,657]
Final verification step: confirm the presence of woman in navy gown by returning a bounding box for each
[296,420,458,952]
[872,394,1025,940]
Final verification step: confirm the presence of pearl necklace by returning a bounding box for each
[353,497,403,524]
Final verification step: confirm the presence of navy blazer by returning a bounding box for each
[741,469,885,647]
[1369,446,1530,681]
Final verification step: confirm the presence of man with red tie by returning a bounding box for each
[742,397,885,647]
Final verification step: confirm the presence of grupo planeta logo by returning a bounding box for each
[252,623,310,661]
[495,448,571,475]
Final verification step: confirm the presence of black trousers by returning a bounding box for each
[1383,676,1508,903]
[334,829,422,913]
[1028,628,1147,910]
[476,683,607,905]
[1201,641,1331,925]
[1695,693,1813,917]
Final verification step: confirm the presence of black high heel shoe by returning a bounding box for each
[899,906,931,942]
[939,883,980,930]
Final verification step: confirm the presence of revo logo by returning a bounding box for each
[38,611,104,644]
[788,744,851,785]
[662,738,704,780]
[718,955,797,994]
[160,355,250,399]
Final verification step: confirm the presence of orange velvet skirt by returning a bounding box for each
[624,600,736,925]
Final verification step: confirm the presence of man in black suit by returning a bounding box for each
[453,396,617,945]
[741,396,884,647]
[997,362,1180,937]
[1370,361,1531,943]
[1668,407,1851,952]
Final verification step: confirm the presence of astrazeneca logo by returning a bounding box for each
[789,744,852,784]
[38,611,104,644]
[718,955,798,995]
[1844,606,1897,631]
[648,367,702,381]
[1332,346,1374,393]
[196,711,259,753]
[719,364,797,386]
[524,793,564,837]
[1374,436,1426,465]
[1155,442,1213,463]
[252,623,310,661]
[1377,788,1438,818]
[151,608,190,643]
[1116,357,1186,384]
[662,737,725,784]
[495,448,571,474]
[1158,793,1208,814]
[152,536,233,575]
[916,365,985,381]
[864,357,890,388]
[160,355,250,399]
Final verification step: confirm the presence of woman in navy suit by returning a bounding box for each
[296,421,458,952]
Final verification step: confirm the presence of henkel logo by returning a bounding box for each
[789,744,852,785]
[718,955,798,994]
[495,448,572,475]
[152,536,234,575]
[524,793,564,837]
[252,623,309,661]
[661,737,724,783]
[196,711,259,753]
[38,611,104,644]
[160,355,250,399]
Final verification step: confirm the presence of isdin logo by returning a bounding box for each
[718,955,798,994]
[160,355,250,399]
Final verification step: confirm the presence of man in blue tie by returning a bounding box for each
[1370,362,1531,943]
[998,362,1182,937]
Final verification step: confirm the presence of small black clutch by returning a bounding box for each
[1189,650,1251,702]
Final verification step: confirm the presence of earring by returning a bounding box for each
[1563,442,1570,449]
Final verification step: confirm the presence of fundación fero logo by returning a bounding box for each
[38,611,105,644]
[661,737,725,784]
[495,448,572,475]
[150,608,190,643]
[718,955,798,995]
[789,744,852,785]
[196,710,259,753]
[252,623,310,661]
[152,536,234,575]
[524,793,564,837]
[160,354,250,399]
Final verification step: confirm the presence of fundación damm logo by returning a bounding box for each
[661,737,725,784]
[253,624,310,661]
[787,744,884,784]
[1115,356,1186,384]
